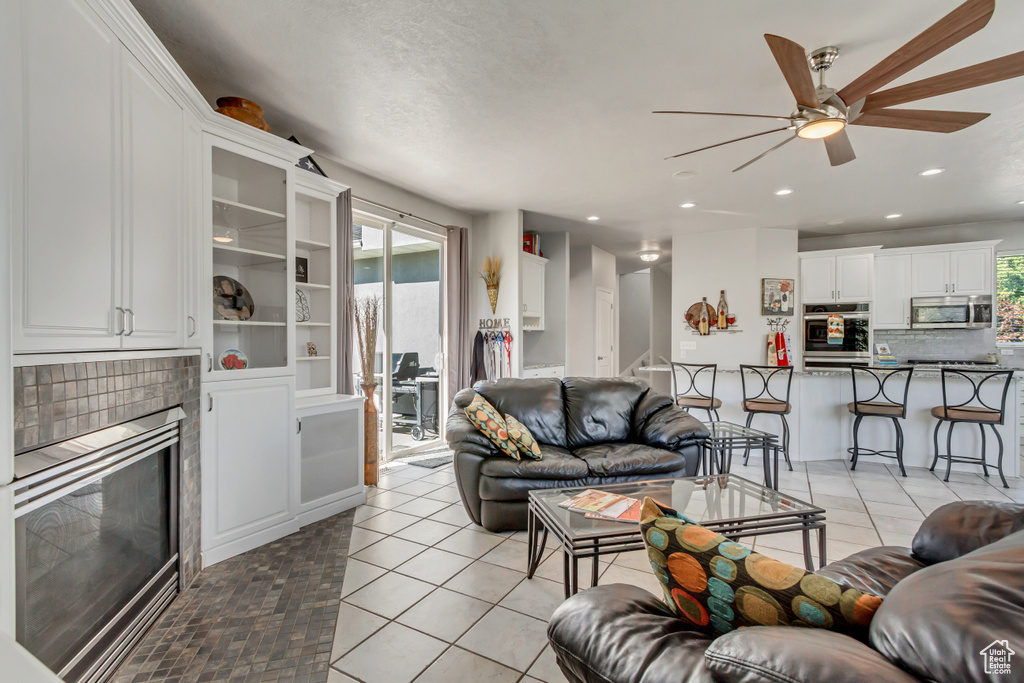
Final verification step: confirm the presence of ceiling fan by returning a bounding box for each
[656,0,1024,172]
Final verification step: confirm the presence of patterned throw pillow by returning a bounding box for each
[505,415,543,460]
[639,497,882,641]
[464,393,520,459]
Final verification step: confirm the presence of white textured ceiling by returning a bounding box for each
[132,0,1024,257]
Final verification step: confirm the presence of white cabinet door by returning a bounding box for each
[800,257,836,303]
[183,119,204,346]
[202,377,296,565]
[15,0,121,351]
[951,248,991,295]
[835,254,874,302]
[873,255,911,329]
[121,53,185,348]
[521,255,545,318]
[912,252,951,297]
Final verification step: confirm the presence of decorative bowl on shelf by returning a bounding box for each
[214,97,270,132]
[213,276,255,321]
[218,349,249,370]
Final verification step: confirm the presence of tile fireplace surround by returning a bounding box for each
[12,353,202,585]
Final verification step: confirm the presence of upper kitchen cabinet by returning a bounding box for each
[521,252,547,330]
[11,0,187,353]
[911,245,994,297]
[873,254,912,329]
[800,252,875,304]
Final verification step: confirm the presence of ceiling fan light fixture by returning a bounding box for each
[796,117,846,139]
[638,250,661,262]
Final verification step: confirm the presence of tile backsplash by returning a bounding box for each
[13,353,202,587]
[874,327,997,362]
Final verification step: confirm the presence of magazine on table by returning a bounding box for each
[558,489,641,522]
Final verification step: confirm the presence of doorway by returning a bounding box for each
[353,211,446,461]
[596,287,614,377]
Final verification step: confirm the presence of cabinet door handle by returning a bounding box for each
[187,315,196,337]
[952,283,956,293]
[207,394,213,412]
[125,309,135,336]
[297,419,302,434]
[115,307,126,335]
[207,353,213,372]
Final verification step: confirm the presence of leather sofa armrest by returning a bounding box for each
[635,404,710,451]
[705,627,918,683]
[445,410,499,456]
[911,500,1024,565]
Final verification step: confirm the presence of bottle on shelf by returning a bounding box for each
[698,297,710,336]
[717,290,728,329]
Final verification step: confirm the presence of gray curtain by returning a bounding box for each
[337,190,355,394]
[446,226,471,403]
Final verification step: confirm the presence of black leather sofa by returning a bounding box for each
[548,500,1024,683]
[446,377,709,532]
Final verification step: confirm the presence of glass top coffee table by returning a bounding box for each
[526,475,826,598]
[700,421,781,488]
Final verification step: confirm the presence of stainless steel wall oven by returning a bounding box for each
[802,303,872,370]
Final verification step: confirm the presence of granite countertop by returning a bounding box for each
[645,364,1018,377]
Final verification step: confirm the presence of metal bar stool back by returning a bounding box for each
[929,368,1014,488]
[848,366,915,476]
[739,365,794,471]
[670,362,721,421]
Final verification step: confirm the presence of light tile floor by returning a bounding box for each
[328,453,1024,683]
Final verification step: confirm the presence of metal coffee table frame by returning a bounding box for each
[526,475,827,598]
[699,421,781,489]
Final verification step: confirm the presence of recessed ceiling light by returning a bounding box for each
[774,188,793,196]
[886,213,903,219]
[679,202,697,209]
[638,250,661,262]
[587,216,600,221]
[1017,200,1024,205]
[919,168,945,176]
[672,170,697,181]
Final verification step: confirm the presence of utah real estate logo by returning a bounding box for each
[980,640,1015,675]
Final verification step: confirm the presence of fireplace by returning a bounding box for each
[12,407,184,682]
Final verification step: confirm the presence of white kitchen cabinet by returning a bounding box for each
[911,251,952,297]
[521,252,547,330]
[873,254,912,329]
[951,248,991,295]
[522,365,565,379]
[12,0,187,352]
[202,376,297,566]
[295,396,366,527]
[801,253,873,304]
[912,247,992,297]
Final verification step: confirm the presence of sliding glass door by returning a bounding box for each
[353,212,445,461]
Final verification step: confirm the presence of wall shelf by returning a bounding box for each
[688,327,744,336]
[212,244,286,267]
[297,322,330,328]
[296,238,330,251]
[212,196,286,230]
[213,320,287,327]
[296,282,330,290]
[297,356,331,361]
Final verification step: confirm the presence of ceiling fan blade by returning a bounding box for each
[665,127,791,160]
[850,108,990,132]
[653,110,793,121]
[823,130,856,166]
[764,34,818,108]
[732,135,798,173]
[837,0,995,106]
[862,51,1024,111]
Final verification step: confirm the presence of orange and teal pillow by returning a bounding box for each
[505,414,543,460]
[464,393,520,459]
[639,497,882,641]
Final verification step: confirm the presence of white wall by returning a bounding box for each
[673,228,799,367]
[649,266,672,394]
[619,271,651,372]
[471,210,523,376]
[799,219,1024,254]
[568,246,595,376]
[522,231,569,366]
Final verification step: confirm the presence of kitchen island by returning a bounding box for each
[644,365,1021,478]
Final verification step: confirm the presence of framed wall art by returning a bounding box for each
[761,278,795,316]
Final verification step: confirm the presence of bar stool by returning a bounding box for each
[740,365,794,471]
[929,368,1014,488]
[670,362,721,421]
[847,366,915,477]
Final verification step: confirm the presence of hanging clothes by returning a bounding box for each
[470,330,487,384]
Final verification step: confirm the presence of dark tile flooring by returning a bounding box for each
[111,510,355,683]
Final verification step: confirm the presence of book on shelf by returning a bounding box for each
[558,489,638,521]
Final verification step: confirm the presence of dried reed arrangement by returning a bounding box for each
[480,256,502,314]
[354,294,382,382]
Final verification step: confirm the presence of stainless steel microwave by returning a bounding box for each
[911,295,992,329]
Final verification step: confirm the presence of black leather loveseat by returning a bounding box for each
[548,500,1024,683]
[446,377,709,532]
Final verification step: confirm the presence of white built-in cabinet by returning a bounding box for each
[13,0,185,352]
[521,252,547,330]
[873,254,912,329]
[911,248,991,297]
[295,396,366,527]
[800,253,874,304]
